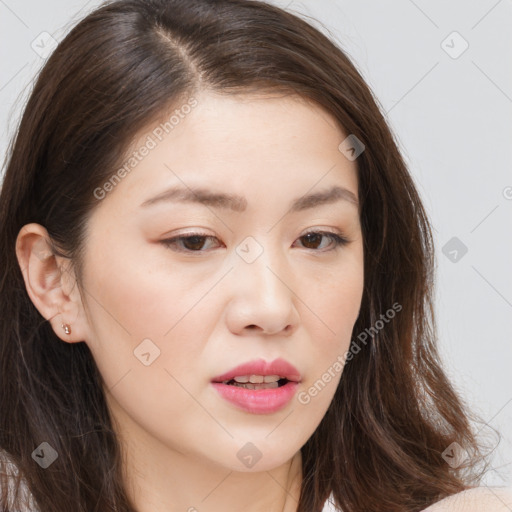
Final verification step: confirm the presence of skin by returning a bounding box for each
[16,91,364,512]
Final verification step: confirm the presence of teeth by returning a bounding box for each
[232,375,282,383]
[230,381,279,390]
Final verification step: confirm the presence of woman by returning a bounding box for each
[1,0,510,511]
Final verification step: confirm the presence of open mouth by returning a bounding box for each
[222,378,289,390]
[211,370,300,414]
[210,358,302,413]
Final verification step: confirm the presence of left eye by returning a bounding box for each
[160,230,350,253]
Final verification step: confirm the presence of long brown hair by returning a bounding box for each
[0,1,496,510]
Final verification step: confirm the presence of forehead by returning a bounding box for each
[93,91,359,215]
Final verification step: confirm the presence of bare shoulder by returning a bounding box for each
[422,486,512,512]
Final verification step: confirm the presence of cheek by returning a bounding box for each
[103,366,209,460]
[297,253,363,392]
[303,253,364,340]
[83,235,211,343]
[80,236,223,414]
[82,251,211,448]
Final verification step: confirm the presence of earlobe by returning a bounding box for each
[15,223,88,344]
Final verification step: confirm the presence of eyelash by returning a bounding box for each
[160,229,350,254]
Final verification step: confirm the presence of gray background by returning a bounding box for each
[1,0,511,489]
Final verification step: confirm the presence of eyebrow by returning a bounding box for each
[139,184,359,212]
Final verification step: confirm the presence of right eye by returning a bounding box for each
[160,232,222,253]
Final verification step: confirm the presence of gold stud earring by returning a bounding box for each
[61,323,72,335]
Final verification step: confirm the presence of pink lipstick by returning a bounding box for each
[211,358,301,414]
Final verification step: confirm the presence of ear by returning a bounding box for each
[15,223,90,343]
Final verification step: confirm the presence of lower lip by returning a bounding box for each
[211,381,299,414]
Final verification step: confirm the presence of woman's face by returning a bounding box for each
[74,91,364,472]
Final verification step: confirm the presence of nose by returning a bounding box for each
[224,243,299,337]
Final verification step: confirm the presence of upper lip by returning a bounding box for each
[211,357,301,383]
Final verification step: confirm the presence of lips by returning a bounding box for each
[210,358,302,414]
[211,357,302,384]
